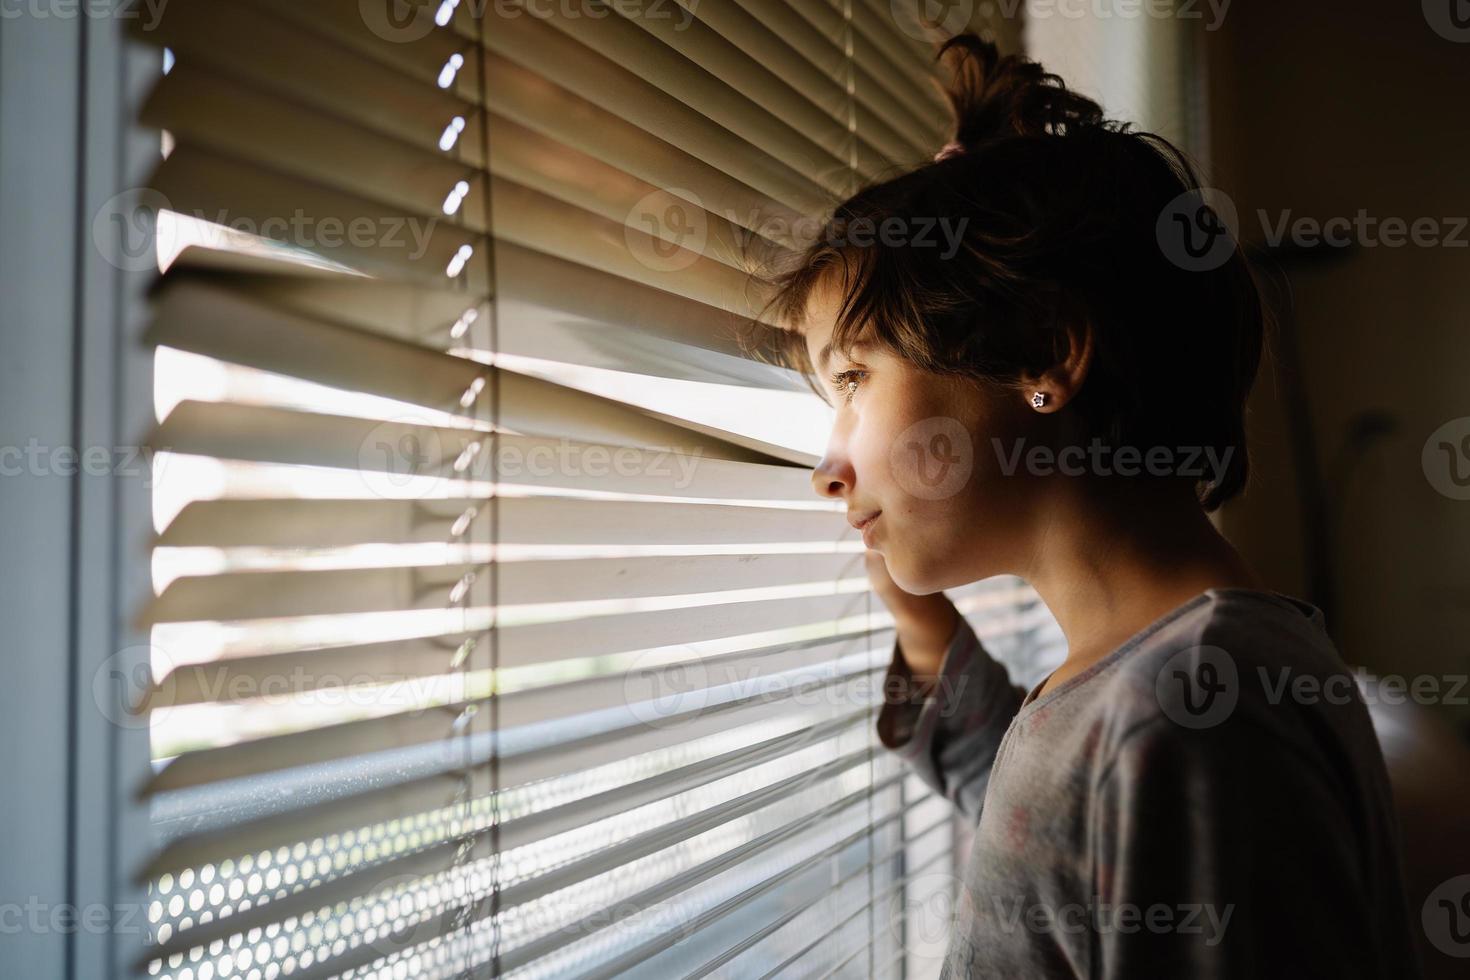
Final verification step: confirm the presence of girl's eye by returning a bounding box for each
[829,369,866,404]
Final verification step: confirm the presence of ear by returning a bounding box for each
[1022,321,1093,413]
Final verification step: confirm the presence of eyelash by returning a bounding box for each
[829,369,866,404]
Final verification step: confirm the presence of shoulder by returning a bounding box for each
[1086,589,1375,785]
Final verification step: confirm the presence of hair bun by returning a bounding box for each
[936,33,1109,152]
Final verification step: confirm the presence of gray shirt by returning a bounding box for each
[877,587,1421,978]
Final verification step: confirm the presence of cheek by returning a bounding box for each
[868,384,1029,528]
[859,391,988,512]
[847,412,903,491]
[853,380,1034,588]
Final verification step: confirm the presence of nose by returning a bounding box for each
[810,452,853,500]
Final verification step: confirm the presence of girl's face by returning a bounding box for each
[801,283,1036,595]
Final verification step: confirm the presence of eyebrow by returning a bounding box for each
[816,338,871,375]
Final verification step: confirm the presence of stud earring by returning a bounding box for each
[1031,392,1047,409]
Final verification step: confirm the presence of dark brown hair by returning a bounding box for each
[745,34,1266,511]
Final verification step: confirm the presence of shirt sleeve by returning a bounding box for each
[1090,715,1406,979]
[875,613,1027,823]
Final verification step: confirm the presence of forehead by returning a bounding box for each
[798,278,854,371]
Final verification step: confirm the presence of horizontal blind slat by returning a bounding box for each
[267,770,919,980]
[154,606,879,718]
[477,10,835,215]
[148,281,488,418]
[152,402,818,488]
[785,0,951,149]
[142,651,888,794]
[141,705,877,881]
[501,747,876,912]
[593,0,891,180]
[845,0,952,110]
[135,0,487,165]
[671,807,952,980]
[491,241,802,387]
[158,496,848,549]
[723,816,952,980]
[692,0,928,165]
[152,137,773,322]
[144,551,862,624]
[126,3,1004,977]
[148,587,1035,709]
[154,254,802,392]
[530,766,905,980]
[744,818,953,980]
[142,0,817,246]
[150,594,888,718]
[143,63,489,233]
[141,714,890,963]
[149,280,802,450]
[150,144,488,287]
[478,47,811,249]
[146,743,878,964]
[164,252,490,346]
[152,55,802,297]
[732,0,940,155]
[152,370,792,478]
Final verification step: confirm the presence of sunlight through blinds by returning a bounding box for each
[121,2,1052,978]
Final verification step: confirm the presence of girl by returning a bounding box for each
[751,34,1420,980]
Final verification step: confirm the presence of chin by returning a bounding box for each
[883,555,948,597]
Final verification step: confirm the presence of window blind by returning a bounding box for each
[123,2,1055,978]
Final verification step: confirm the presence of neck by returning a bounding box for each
[1019,478,1263,668]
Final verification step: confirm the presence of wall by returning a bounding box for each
[1205,5,1470,975]
[0,12,157,980]
[1206,0,1470,734]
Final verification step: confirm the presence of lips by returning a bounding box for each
[848,510,881,532]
